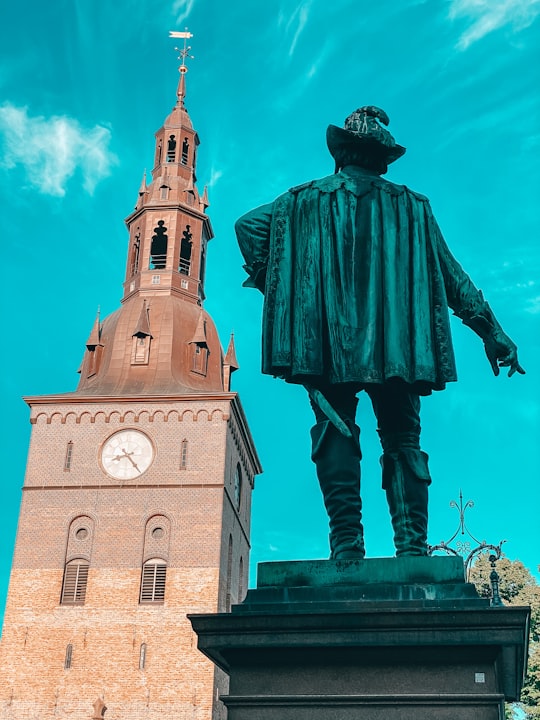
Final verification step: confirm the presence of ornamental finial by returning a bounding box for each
[169,29,194,106]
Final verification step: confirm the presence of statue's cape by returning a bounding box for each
[237,169,483,394]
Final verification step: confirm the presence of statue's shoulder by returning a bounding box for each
[287,179,317,194]
[403,185,430,204]
[285,174,431,205]
[375,177,430,203]
[288,173,364,195]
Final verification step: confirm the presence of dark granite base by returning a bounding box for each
[190,557,529,720]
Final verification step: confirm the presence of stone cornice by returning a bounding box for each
[24,392,236,406]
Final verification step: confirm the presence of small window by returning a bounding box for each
[234,463,242,510]
[131,335,150,365]
[160,185,169,200]
[61,559,89,605]
[140,559,167,604]
[64,644,73,669]
[192,345,208,375]
[180,439,188,470]
[64,441,74,471]
[151,275,161,285]
[139,643,147,670]
[86,345,103,378]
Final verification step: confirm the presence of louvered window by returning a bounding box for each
[140,559,167,604]
[60,559,89,605]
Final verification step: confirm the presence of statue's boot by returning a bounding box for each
[311,420,365,560]
[380,433,431,556]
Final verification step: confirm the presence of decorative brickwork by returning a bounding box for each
[0,395,259,719]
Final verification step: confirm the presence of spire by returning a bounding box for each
[224,333,239,371]
[138,170,147,195]
[223,332,239,391]
[132,300,152,338]
[85,308,102,349]
[201,185,209,208]
[76,31,225,396]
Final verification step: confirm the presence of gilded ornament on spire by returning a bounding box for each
[169,29,194,106]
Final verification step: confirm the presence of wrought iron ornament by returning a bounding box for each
[428,490,505,605]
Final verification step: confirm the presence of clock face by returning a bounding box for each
[101,430,154,480]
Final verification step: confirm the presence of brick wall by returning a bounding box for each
[0,394,259,720]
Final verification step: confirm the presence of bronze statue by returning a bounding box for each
[235,106,524,560]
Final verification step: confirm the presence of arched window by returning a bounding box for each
[140,558,167,604]
[181,137,189,165]
[179,225,192,275]
[139,643,147,670]
[60,559,89,605]
[130,232,141,276]
[167,135,176,162]
[64,644,73,669]
[150,220,168,269]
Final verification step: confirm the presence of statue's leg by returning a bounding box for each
[368,384,431,556]
[309,386,365,560]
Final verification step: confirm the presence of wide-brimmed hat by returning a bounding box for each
[326,105,406,165]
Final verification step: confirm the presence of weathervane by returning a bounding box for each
[428,490,505,605]
[169,28,194,74]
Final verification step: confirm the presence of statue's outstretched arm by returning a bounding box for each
[434,221,525,378]
[235,203,273,293]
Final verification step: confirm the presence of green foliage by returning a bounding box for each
[469,556,540,719]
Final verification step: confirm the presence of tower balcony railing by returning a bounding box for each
[179,259,191,275]
[150,254,167,270]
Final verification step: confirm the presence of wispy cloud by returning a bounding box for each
[449,0,540,49]
[208,168,223,187]
[525,296,540,315]
[278,1,312,57]
[172,0,195,25]
[0,104,117,197]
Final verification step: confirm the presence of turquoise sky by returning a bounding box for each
[1,0,539,627]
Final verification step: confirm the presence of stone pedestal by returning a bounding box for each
[189,557,529,720]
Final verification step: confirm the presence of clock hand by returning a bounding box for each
[120,448,141,472]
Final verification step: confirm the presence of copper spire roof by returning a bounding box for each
[74,40,232,397]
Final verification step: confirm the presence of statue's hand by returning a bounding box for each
[484,331,526,377]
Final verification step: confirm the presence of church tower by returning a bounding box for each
[0,44,261,720]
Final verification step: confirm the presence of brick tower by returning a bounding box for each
[0,53,261,720]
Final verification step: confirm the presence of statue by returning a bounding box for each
[235,106,524,561]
